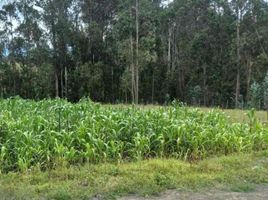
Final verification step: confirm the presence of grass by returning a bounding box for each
[108,104,268,124]
[0,151,268,200]
[198,107,268,124]
[229,183,256,193]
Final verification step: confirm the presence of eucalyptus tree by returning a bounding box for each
[39,0,74,98]
[0,2,17,59]
[0,0,268,107]
[227,0,252,107]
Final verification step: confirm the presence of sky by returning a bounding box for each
[0,0,11,9]
[162,0,173,6]
[163,0,173,4]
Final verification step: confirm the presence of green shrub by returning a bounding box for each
[263,72,268,109]
[249,81,262,109]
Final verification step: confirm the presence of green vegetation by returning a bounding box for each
[249,82,262,109]
[198,107,268,124]
[0,151,268,200]
[0,98,268,173]
[1,0,268,198]
[1,0,268,108]
[264,72,268,111]
[109,105,268,124]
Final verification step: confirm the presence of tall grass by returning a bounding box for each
[0,97,267,172]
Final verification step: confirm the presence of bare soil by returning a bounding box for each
[119,186,268,200]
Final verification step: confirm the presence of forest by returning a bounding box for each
[0,0,268,108]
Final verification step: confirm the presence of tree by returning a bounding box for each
[0,0,267,107]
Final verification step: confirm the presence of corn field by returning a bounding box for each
[0,98,267,172]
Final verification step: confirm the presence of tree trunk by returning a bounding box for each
[111,65,114,103]
[65,66,68,99]
[178,68,184,99]
[167,24,171,74]
[51,19,58,98]
[235,69,240,108]
[130,34,135,104]
[203,64,207,106]
[235,6,241,108]
[60,68,64,98]
[55,72,59,97]
[171,23,176,72]
[166,23,172,97]
[246,57,252,102]
[152,71,155,103]
[135,0,139,104]
[255,28,268,59]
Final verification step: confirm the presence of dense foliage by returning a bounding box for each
[0,0,268,107]
[0,98,267,172]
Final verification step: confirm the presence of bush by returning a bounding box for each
[249,81,262,109]
[263,72,268,109]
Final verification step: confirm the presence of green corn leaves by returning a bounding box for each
[0,98,267,172]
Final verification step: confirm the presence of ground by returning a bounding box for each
[120,186,268,200]
[1,151,268,200]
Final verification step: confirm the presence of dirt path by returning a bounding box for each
[119,186,268,200]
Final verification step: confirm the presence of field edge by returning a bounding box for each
[0,150,268,200]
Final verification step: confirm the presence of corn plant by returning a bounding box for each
[0,98,267,172]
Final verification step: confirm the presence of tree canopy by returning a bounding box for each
[0,0,268,108]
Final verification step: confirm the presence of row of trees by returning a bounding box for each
[0,0,268,108]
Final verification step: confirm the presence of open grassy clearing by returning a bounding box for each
[198,107,268,124]
[0,151,268,200]
[107,104,268,124]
